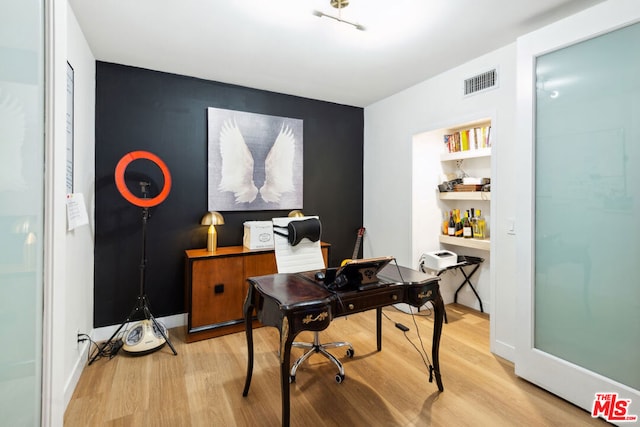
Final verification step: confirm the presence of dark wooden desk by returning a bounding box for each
[242,264,445,427]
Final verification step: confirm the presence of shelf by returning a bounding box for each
[439,192,490,201]
[439,235,490,251]
[440,147,491,162]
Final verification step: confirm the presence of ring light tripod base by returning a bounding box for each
[123,319,168,355]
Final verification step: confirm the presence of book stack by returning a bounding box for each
[444,126,491,153]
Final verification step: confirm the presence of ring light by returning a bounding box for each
[114,150,171,208]
[89,150,178,364]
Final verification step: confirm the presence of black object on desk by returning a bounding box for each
[241,264,444,427]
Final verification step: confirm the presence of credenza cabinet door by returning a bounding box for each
[191,256,244,328]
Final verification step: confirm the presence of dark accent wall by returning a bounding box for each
[94,62,364,327]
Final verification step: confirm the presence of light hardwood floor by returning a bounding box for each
[65,304,608,426]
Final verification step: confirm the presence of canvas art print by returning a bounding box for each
[207,107,303,211]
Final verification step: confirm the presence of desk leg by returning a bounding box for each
[435,271,449,324]
[431,293,445,392]
[280,318,294,427]
[242,286,255,397]
[376,307,382,351]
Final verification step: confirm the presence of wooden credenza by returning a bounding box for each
[184,243,330,343]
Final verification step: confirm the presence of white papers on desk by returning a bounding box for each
[66,193,89,231]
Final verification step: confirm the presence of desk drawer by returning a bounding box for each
[340,288,404,314]
[290,305,332,332]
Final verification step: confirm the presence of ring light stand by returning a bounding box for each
[89,151,177,365]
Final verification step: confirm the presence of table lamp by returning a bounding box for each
[201,211,225,252]
[288,210,304,218]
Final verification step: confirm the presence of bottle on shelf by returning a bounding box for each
[442,211,449,235]
[463,210,473,238]
[454,209,463,238]
[475,209,486,239]
[471,209,480,238]
[448,210,455,236]
[470,208,477,237]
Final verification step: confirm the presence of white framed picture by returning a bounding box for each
[207,107,303,211]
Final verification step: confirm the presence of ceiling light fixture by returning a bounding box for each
[313,0,366,31]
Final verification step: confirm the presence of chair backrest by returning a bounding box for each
[272,216,325,274]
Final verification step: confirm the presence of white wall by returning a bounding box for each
[44,4,95,423]
[47,3,96,421]
[364,44,518,361]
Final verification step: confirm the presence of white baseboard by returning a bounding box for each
[491,339,515,362]
[64,339,91,409]
[92,313,187,342]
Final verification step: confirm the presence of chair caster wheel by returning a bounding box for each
[346,348,354,358]
[335,373,345,383]
[289,375,296,383]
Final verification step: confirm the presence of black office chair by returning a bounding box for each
[272,215,354,383]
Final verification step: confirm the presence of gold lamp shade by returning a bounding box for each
[200,211,225,226]
[288,210,304,218]
[200,211,224,252]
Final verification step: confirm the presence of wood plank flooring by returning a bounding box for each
[64,304,608,426]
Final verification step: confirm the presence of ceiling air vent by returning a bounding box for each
[464,69,497,96]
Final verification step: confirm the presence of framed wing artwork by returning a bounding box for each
[207,107,303,211]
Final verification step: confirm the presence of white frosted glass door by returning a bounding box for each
[0,0,45,424]
[534,20,640,392]
[516,2,640,419]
